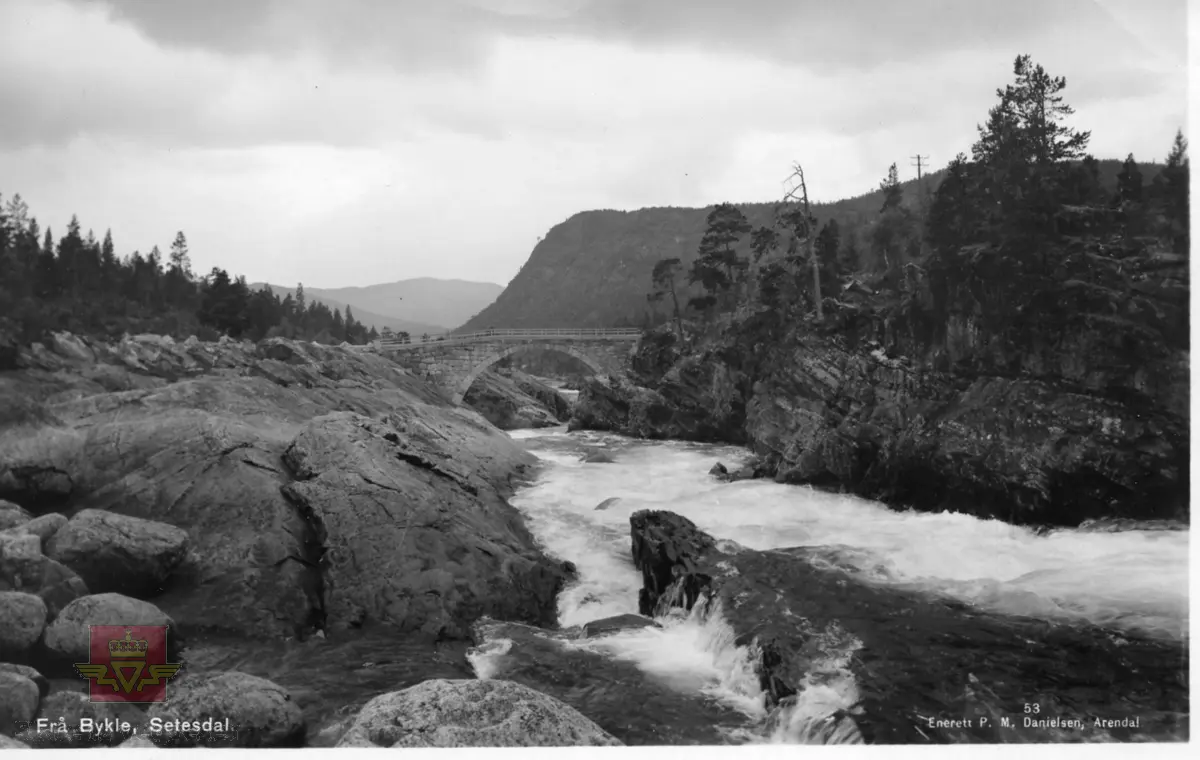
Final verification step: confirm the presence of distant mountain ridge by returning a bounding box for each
[251,278,504,336]
[461,159,1164,331]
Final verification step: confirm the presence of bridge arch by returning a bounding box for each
[451,343,608,404]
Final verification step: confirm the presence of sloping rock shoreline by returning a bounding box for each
[0,331,570,640]
[0,330,605,747]
[570,318,1188,527]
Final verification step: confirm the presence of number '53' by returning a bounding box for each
[1024,704,1041,714]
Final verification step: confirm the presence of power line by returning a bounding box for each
[910,155,930,182]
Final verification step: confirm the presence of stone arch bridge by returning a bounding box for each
[377,328,642,404]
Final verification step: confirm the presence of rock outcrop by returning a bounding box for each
[629,510,1189,743]
[335,678,621,747]
[572,311,1188,527]
[463,368,570,430]
[279,411,570,637]
[0,333,572,640]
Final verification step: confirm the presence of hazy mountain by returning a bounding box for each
[249,283,447,337]
[311,278,504,332]
[461,159,1165,331]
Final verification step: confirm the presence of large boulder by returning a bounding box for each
[0,663,49,698]
[335,679,621,747]
[279,412,570,637]
[41,593,176,664]
[630,510,1189,744]
[463,370,565,430]
[16,691,146,747]
[0,591,48,659]
[6,513,67,546]
[0,532,89,618]
[0,671,39,736]
[0,500,31,530]
[46,509,189,597]
[146,671,305,748]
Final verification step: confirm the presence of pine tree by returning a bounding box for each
[169,231,192,279]
[647,257,686,345]
[880,164,904,212]
[688,203,751,314]
[1116,154,1143,205]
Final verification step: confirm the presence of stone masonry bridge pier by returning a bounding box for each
[376,328,642,404]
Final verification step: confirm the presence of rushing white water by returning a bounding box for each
[501,425,1189,743]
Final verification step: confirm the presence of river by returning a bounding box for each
[471,424,1189,744]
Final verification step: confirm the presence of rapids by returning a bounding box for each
[479,424,1189,744]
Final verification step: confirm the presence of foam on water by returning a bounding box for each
[504,426,1189,742]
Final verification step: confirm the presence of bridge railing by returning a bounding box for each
[377,327,643,350]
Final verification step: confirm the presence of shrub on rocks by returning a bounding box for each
[0,671,39,736]
[41,593,176,664]
[146,671,305,748]
[46,509,189,598]
[0,591,48,660]
[336,679,622,747]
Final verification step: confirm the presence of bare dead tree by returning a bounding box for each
[782,162,823,323]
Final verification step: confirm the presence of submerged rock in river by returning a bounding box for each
[469,617,750,745]
[629,509,1189,744]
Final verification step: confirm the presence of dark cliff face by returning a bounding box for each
[571,254,1189,527]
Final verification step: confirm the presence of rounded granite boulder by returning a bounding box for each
[336,678,622,747]
[41,593,176,663]
[46,509,189,598]
[0,671,39,737]
[146,671,305,748]
[0,591,48,659]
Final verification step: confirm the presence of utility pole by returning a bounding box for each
[911,154,930,212]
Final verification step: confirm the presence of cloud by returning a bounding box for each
[0,0,1187,290]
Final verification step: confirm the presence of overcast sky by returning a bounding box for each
[0,0,1189,288]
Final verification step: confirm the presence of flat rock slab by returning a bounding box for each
[336,678,622,747]
[47,509,188,597]
[580,613,661,638]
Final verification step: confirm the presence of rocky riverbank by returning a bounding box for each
[628,509,1188,744]
[570,289,1189,527]
[0,331,604,747]
[464,367,572,430]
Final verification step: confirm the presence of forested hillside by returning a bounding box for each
[462,158,1166,331]
[0,198,379,349]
